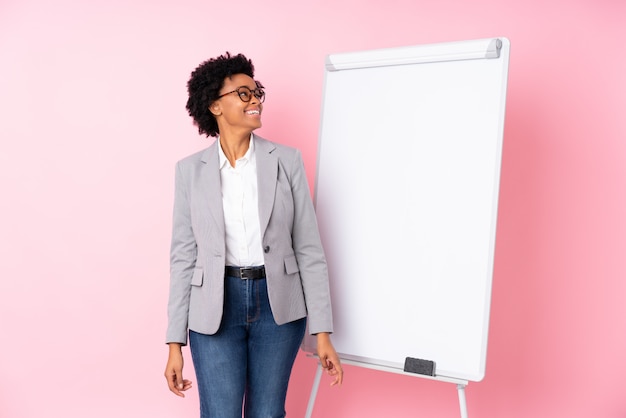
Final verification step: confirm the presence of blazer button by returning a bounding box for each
[264,246,270,253]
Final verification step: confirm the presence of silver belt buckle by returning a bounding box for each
[239,267,251,279]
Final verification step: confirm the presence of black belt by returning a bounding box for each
[225,265,266,279]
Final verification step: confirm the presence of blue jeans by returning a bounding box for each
[189,275,306,418]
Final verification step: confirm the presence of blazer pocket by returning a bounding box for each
[284,255,300,275]
[191,267,204,286]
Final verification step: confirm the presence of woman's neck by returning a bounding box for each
[220,132,252,167]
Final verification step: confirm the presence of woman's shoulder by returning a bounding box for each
[254,135,301,160]
[176,140,218,166]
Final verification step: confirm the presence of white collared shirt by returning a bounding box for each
[218,135,264,267]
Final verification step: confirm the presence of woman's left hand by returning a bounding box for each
[316,332,344,387]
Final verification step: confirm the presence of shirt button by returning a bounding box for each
[264,246,270,253]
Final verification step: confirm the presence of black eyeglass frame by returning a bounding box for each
[217,84,266,103]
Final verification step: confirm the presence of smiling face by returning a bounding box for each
[210,73,263,138]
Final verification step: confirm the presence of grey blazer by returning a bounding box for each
[166,135,333,345]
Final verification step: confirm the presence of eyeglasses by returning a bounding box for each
[217,86,266,103]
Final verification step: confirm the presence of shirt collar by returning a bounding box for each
[218,133,255,169]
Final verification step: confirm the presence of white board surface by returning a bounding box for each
[303,38,510,382]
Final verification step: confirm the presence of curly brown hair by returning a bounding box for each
[185,52,258,137]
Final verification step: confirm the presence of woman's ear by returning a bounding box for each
[209,102,221,116]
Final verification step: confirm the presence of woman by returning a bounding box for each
[164,52,343,418]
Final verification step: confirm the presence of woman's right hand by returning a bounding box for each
[164,343,193,397]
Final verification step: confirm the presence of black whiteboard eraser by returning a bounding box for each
[404,357,436,376]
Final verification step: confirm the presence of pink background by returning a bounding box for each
[1,0,624,417]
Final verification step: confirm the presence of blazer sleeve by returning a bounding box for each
[166,161,197,345]
[288,150,334,335]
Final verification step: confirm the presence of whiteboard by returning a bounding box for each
[303,38,510,382]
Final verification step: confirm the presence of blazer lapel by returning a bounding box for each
[198,142,226,239]
[254,135,277,237]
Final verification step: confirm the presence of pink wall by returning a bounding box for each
[1,0,624,417]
